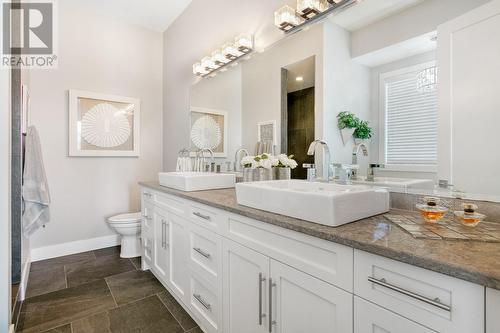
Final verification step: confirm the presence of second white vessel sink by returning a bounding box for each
[236,180,389,227]
[352,177,434,191]
[159,172,236,192]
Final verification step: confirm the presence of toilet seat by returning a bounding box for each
[108,212,141,224]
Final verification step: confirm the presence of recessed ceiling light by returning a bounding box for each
[296,76,304,81]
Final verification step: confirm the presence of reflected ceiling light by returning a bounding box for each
[193,33,254,78]
[296,76,304,81]
[275,5,304,31]
[275,0,358,34]
[235,34,253,53]
[416,66,438,93]
[297,0,328,19]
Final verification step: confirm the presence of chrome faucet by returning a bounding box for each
[307,139,331,182]
[234,148,249,172]
[351,143,368,180]
[195,148,215,172]
[366,163,384,181]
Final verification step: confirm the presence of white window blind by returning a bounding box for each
[383,66,438,166]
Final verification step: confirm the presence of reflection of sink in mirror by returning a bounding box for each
[159,172,235,192]
[352,177,434,191]
[236,180,389,227]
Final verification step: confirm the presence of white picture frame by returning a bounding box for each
[257,120,277,145]
[189,107,228,158]
[68,90,141,157]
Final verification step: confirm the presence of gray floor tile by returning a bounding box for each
[65,254,136,288]
[30,252,95,272]
[72,295,183,333]
[17,280,115,333]
[26,266,66,298]
[106,270,165,306]
[186,327,204,333]
[41,324,72,333]
[129,257,141,270]
[158,291,198,331]
[94,246,121,258]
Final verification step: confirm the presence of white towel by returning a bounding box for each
[22,126,50,236]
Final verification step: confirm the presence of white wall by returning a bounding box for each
[29,1,163,256]
[241,24,324,153]
[323,21,371,174]
[190,67,242,160]
[351,0,491,59]
[368,51,437,180]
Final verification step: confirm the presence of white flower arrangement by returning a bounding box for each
[241,153,296,169]
[277,154,298,169]
[241,153,279,169]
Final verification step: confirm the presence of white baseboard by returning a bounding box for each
[30,234,120,262]
[19,259,31,301]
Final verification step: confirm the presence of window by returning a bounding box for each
[379,61,438,172]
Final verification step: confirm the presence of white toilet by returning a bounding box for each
[107,212,142,258]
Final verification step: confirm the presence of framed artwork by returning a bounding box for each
[257,120,277,145]
[189,107,227,158]
[68,90,140,157]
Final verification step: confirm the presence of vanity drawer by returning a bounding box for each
[188,222,222,289]
[354,296,436,333]
[188,271,221,333]
[142,203,154,231]
[188,202,227,234]
[154,191,186,216]
[354,250,484,333]
[227,214,353,292]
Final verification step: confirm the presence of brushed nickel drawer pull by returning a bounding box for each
[143,192,152,198]
[269,278,276,332]
[259,273,266,325]
[368,277,451,312]
[193,293,211,311]
[193,211,211,221]
[193,247,211,259]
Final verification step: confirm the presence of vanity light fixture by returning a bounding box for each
[193,34,254,78]
[296,76,304,81]
[297,0,328,19]
[275,5,304,31]
[275,0,358,34]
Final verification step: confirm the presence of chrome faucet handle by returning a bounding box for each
[367,164,384,181]
[303,163,316,182]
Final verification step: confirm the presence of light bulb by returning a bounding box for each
[274,5,303,31]
[297,0,328,19]
[235,34,253,53]
[222,42,243,61]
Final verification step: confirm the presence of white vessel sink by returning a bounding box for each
[236,180,389,227]
[352,177,434,191]
[159,172,235,192]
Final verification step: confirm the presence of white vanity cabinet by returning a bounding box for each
[140,187,489,333]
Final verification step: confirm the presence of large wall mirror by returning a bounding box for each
[189,0,499,203]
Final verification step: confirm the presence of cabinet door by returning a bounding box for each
[141,203,154,270]
[269,260,353,333]
[223,240,269,333]
[152,208,169,282]
[354,297,436,333]
[168,213,188,300]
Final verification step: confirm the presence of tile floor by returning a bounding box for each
[17,246,202,333]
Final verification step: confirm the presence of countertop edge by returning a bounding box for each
[139,181,500,290]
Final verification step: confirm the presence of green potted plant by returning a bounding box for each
[337,111,359,145]
[353,120,372,144]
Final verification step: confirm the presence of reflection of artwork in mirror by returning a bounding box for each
[69,90,140,157]
[190,107,227,157]
[258,120,277,146]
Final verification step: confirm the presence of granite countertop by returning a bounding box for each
[140,181,500,290]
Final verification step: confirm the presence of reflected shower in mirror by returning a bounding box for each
[281,56,316,179]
